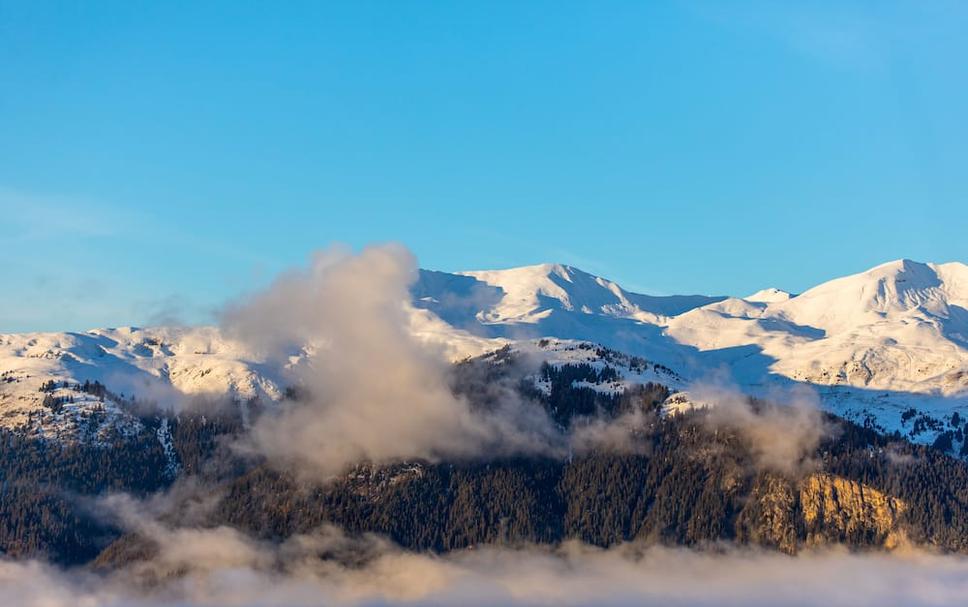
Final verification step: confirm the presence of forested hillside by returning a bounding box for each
[3,351,968,568]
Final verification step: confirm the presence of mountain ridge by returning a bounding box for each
[3,257,968,453]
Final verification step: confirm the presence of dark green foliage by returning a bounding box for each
[80,380,108,400]
[911,414,944,437]
[211,459,565,551]
[0,483,107,563]
[42,393,70,413]
[933,431,954,453]
[168,409,247,478]
[0,428,171,564]
[453,352,669,428]
[820,422,968,552]
[202,406,968,557]
[9,352,968,569]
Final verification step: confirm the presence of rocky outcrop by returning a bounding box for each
[800,473,907,549]
[740,472,907,554]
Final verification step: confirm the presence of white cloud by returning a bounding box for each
[221,243,563,479]
[687,380,834,475]
[3,533,968,606]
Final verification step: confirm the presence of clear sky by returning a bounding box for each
[1,1,966,332]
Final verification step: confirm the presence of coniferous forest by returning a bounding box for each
[4,354,968,567]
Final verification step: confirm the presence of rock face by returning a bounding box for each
[740,474,800,553]
[800,473,907,550]
[740,473,907,554]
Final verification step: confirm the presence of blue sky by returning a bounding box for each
[2,1,967,332]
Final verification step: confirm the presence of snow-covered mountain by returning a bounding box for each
[411,263,725,371]
[415,259,968,445]
[0,327,285,442]
[745,288,794,303]
[2,258,968,450]
[411,263,723,329]
[667,259,968,392]
[413,259,968,387]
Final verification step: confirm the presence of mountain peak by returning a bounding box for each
[756,257,967,340]
[462,262,583,282]
[745,288,794,303]
[412,263,724,328]
[866,258,935,278]
[457,263,637,322]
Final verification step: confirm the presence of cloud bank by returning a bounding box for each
[4,531,968,607]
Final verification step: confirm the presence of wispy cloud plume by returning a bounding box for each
[221,243,562,479]
[687,379,834,475]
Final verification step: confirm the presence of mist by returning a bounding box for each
[3,530,968,607]
[686,380,834,475]
[220,244,564,479]
[214,244,845,480]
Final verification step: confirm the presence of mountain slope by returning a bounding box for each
[88,356,968,568]
[0,327,285,440]
[3,258,968,452]
[454,263,723,323]
[414,258,968,398]
[414,259,968,452]
[412,263,723,373]
[4,329,968,567]
[666,259,968,394]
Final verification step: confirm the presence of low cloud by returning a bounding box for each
[569,401,656,455]
[688,380,835,475]
[3,531,968,606]
[221,244,562,479]
[216,243,837,479]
